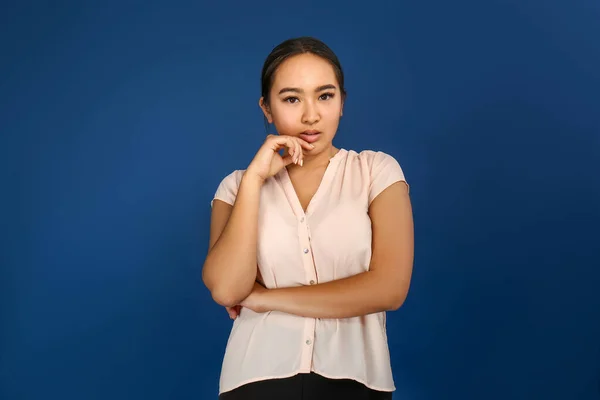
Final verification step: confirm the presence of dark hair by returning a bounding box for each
[260,36,347,107]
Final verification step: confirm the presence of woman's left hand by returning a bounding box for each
[226,305,242,320]
[239,281,270,314]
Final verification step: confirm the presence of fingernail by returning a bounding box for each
[300,160,303,166]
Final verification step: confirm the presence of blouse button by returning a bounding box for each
[306,339,312,345]
[309,280,315,285]
[300,217,305,223]
[303,248,309,254]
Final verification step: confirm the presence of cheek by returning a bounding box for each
[321,99,343,116]
[322,107,342,126]
[272,107,300,133]
[327,104,342,116]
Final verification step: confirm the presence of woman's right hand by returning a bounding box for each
[245,134,315,183]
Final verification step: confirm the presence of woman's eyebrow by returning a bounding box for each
[278,84,337,95]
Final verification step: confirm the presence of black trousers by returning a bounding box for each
[218,372,393,400]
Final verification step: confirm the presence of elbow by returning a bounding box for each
[387,299,405,312]
[385,291,408,312]
[380,271,411,311]
[211,290,241,308]
[202,265,239,307]
[202,257,254,307]
[205,279,252,308]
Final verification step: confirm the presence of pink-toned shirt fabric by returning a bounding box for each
[211,148,408,394]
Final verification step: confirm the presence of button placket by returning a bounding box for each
[298,213,318,289]
[299,316,316,372]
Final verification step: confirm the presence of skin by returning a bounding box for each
[204,52,414,320]
[259,52,344,170]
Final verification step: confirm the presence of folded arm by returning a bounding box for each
[202,173,264,307]
[249,181,414,319]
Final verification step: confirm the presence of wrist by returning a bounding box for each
[256,289,276,312]
[261,287,282,312]
[242,170,265,187]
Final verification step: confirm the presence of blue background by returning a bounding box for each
[2,1,599,399]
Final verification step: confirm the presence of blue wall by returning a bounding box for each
[2,1,599,399]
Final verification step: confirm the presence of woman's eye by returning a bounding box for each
[320,93,334,100]
[284,97,299,104]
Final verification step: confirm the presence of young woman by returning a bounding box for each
[202,36,414,399]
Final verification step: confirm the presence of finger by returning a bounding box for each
[268,135,293,149]
[226,307,237,319]
[284,140,297,164]
[295,138,304,166]
[289,139,300,164]
[269,136,309,163]
[289,141,297,164]
[282,154,295,166]
[284,136,303,159]
[298,139,316,150]
[295,140,303,166]
[271,137,298,162]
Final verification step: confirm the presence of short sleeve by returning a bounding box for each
[367,151,409,205]
[211,170,244,207]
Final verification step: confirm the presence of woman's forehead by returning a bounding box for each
[272,54,338,90]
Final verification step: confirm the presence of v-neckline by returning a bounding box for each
[279,148,345,217]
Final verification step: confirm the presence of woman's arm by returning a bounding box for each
[244,181,414,319]
[203,136,313,310]
[202,173,264,307]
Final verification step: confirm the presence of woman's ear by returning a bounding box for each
[259,97,273,124]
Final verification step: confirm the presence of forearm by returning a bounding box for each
[264,270,407,319]
[203,173,263,306]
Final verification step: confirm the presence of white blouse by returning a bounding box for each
[211,149,408,394]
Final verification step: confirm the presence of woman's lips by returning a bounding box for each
[299,132,321,143]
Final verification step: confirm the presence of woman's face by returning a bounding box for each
[260,53,344,155]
